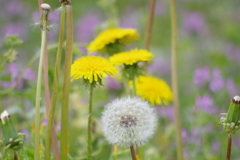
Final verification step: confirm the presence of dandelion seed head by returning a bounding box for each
[101,97,157,147]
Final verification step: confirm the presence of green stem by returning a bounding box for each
[34,19,47,160]
[45,4,65,160]
[169,0,183,160]
[60,3,73,160]
[132,75,136,96]
[88,84,94,160]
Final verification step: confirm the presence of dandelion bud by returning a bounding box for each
[101,97,157,147]
[0,110,25,153]
[220,95,240,134]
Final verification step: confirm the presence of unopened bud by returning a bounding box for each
[220,95,240,135]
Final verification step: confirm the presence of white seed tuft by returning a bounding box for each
[41,3,51,10]
[233,95,240,101]
[101,97,157,147]
[0,110,9,124]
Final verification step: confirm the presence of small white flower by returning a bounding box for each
[101,97,157,147]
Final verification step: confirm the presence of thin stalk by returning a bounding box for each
[226,134,232,160]
[169,0,183,160]
[144,0,156,51]
[130,146,137,160]
[14,153,18,160]
[45,4,65,160]
[60,2,73,160]
[132,76,136,96]
[144,0,156,68]
[44,39,60,160]
[34,15,47,160]
[88,84,94,160]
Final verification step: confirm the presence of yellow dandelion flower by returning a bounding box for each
[88,28,139,53]
[109,49,154,65]
[135,76,173,106]
[71,56,117,83]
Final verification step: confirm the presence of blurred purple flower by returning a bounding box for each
[1,23,27,39]
[212,141,219,153]
[148,58,170,75]
[41,119,48,127]
[6,0,25,16]
[23,69,35,81]
[106,77,121,90]
[225,44,240,61]
[21,129,30,142]
[209,68,224,92]
[195,95,217,114]
[182,129,189,144]
[155,106,174,122]
[155,1,165,16]
[76,12,102,44]
[183,12,206,34]
[5,63,18,79]
[226,78,238,96]
[0,63,35,89]
[120,7,139,29]
[193,67,210,87]
[56,122,61,133]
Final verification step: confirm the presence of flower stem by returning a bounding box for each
[60,3,73,160]
[226,134,232,160]
[169,0,183,160]
[34,14,47,160]
[88,84,94,160]
[132,75,136,96]
[45,4,65,160]
[130,146,137,160]
[144,0,156,51]
[14,153,18,160]
[144,0,156,68]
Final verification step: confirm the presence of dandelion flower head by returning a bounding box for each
[101,97,157,147]
[71,56,117,83]
[88,28,139,53]
[135,76,173,106]
[109,49,153,65]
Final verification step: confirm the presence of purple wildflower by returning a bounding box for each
[195,95,217,114]
[120,7,139,29]
[106,77,121,90]
[209,68,224,93]
[225,44,240,61]
[193,67,210,87]
[148,58,170,76]
[183,12,206,34]
[226,78,238,97]
[155,1,165,16]
[76,12,102,44]
[155,106,174,122]
[212,141,219,153]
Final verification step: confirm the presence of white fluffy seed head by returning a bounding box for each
[101,97,157,147]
